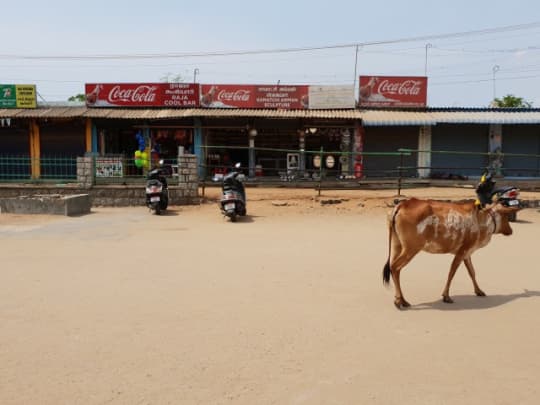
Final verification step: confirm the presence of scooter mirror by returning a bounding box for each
[235,162,241,169]
[159,159,164,165]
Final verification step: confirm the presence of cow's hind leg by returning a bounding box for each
[463,257,486,297]
[442,254,464,303]
[390,249,418,309]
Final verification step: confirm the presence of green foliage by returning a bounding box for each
[68,94,86,102]
[491,94,533,108]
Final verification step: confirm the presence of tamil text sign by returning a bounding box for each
[0,84,37,108]
[308,85,355,109]
[200,84,309,109]
[85,83,200,107]
[359,76,427,107]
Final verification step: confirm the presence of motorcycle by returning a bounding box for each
[493,186,521,221]
[145,160,170,215]
[475,171,520,222]
[220,163,247,222]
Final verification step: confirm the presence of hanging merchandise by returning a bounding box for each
[133,131,150,168]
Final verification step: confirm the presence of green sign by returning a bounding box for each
[0,85,16,108]
[0,84,36,108]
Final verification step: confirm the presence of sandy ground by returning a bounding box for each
[1,187,540,405]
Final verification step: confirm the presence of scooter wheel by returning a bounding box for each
[155,205,162,215]
[229,213,237,222]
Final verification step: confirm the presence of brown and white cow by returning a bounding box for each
[382,198,519,309]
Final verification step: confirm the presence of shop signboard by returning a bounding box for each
[308,85,355,109]
[95,157,123,177]
[359,76,427,107]
[200,84,309,109]
[85,83,200,107]
[0,84,37,108]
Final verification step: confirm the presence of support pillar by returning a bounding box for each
[194,118,203,178]
[29,119,40,179]
[418,125,432,178]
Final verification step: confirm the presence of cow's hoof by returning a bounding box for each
[394,298,411,309]
[442,295,454,303]
[475,289,486,297]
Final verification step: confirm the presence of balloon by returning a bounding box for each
[135,158,143,168]
[140,151,147,160]
[142,159,149,168]
[134,150,142,158]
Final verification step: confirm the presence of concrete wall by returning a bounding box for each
[1,154,200,207]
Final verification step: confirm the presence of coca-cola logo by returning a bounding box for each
[108,85,158,103]
[377,80,422,96]
[217,89,251,102]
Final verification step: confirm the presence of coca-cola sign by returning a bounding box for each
[359,76,427,107]
[200,84,309,109]
[85,83,200,107]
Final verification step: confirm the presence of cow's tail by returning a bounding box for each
[383,203,400,285]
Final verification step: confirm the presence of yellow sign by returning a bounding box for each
[15,85,37,108]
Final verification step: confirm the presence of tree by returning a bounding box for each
[68,94,86,102]
[491,94,532,108]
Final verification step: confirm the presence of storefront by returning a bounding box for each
[431,124,489,178]
[501,125,540,177]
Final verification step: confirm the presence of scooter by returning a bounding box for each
[145,160,169,215]
[493,186,521,221]
[220,163,247,222]
[475,171,520,221]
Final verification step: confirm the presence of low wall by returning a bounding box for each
[0,184,199,207]
[0,194,91,216]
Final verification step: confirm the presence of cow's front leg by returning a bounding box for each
[463,257,486,297]
[442,254,464,303]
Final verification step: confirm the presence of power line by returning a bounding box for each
[1,22,539,60]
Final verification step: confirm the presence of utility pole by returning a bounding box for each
[492,65,500,101]
[353,45,359,97]
[193,68,199,83]
[424,43,432,76]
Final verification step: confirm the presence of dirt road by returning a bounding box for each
[1,188,539,404]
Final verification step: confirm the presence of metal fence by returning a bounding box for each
[0,155,77,183]
[1,147,539,189]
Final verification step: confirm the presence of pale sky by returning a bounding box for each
[1,0,540,107]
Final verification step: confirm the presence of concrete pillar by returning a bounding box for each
[418,125,432,178]
[193,118,204,179]
[299,131,306,177]
[248,135,255,178]
[488,124,503,176]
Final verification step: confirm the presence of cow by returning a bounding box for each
[382,198,519,309]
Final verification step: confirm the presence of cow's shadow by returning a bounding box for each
[411,289,540,311]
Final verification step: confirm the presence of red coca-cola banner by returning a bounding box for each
[85,83,200,107]
[200,84,309,109]
[359,76,427,107]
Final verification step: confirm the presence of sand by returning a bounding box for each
[1,187,539,404]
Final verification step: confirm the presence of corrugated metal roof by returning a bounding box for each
[4,106,540,125]
[0,107,88,118]
[189,108,361,119]
[360,110,436,126]
[429,111,540,124]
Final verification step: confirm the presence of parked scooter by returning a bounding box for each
[475,171,521,221]
[220,163,247,222]
[493,186,521,221]
[145,160,170,215]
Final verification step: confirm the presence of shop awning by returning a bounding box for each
[3,106,540,125]
[360,110,436,126]
[428,111,540,124]
[0,107,88,118]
